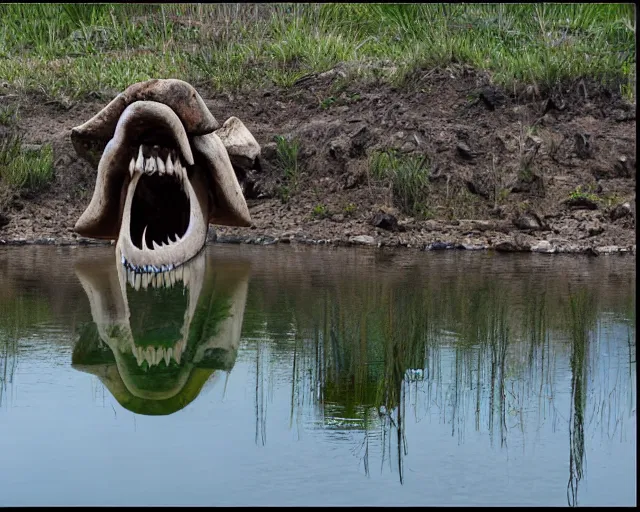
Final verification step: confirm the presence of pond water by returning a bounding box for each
[0,244,635,506]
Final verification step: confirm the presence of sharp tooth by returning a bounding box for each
[128,270,136,288]
[153,240,162,251]
[142,226,150,251]
[164,347,171,366]
[145,157,156,174]
[145,346,153,366]
[175,266,183,283]
[166,153,174,175]
[169,269,176,287]
[183,266,191,286]
[174,157,183,182]
[135,145,145,173]
[157,156,166,175]
[134,273,142,290]
[141,273,149,289]
[167,347,173,362]
[129,157,135,177]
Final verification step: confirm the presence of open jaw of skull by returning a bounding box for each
[72,249,251,416]
[72,79,260,272]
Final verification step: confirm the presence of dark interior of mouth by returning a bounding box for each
[130,172,190,250]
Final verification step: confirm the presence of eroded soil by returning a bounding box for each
[0,65,636,254]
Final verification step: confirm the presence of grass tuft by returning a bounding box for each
[274,135,301,202]
[0,134,54,193]
[369,150,431,218]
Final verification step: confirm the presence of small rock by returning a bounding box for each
[471,220,496,232]
[21,144,43,153]
[350,235,375,245]
[574,133,592,159]
[260,142,278,163]
[613,155,632,178]
[479,87,505,110]
[456,142,475,160]
[349,126,370,158]
[371,212,399,231]
[595,245,621,254]
[216,235,245,244]
[344,171,364,189]
[584,220,604,237]
[331,214,345,223]
[511,172,545,197]
[460,240,486,250]
[494,240,519,252]
[531,240,555,253]
[565,196,598,210]
[0,212,9,229]
[400,141,415,153]
[259,236,278,245]
[544,97,565,114]
[511,233,532,251]
[206,226,217,243]
[513,213,542,231]
[423,220,441,231]
[610,202,633,221]
[424,241,456,251]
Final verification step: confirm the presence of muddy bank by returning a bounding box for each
[0,65,636,255]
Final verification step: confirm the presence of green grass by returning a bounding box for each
[369,149,431,217]
[0,134,54,193]
[568,184,600,203]
[0,3,635,100]
[311,203,330,219]
[0,104,20,127]
[274,134,301,202]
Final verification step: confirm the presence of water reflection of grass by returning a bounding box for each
[0,295,52,405]
[245,270,635,489]
[565,288,595,507]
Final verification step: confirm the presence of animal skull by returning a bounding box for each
[72,79,260,271]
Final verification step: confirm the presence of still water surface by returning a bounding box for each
[0,245,636,506]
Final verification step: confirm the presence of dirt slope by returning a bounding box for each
[0,65,636,254]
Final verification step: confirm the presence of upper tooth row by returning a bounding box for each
[133,340,187,367]
[125,264,192,290]
[129,145,186,179]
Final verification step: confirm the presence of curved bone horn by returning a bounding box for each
[71,79,218,162]
[193,133,252,227]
